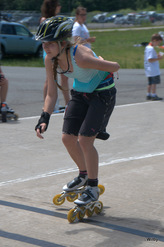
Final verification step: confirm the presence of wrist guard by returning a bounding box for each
[35,111,50,132]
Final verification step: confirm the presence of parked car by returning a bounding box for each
[105,14,123,22]
[114,15,131,25]
[114,13,144,25]
[135,14,150,24]
[91,13,108,23]
[147,11,160,22]
[0,20,42,59]
[156,13,164,20]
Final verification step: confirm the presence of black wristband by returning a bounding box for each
[35,111,50,132]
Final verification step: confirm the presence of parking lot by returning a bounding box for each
[0,67,164,246]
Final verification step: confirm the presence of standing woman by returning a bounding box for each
[35,17,120,205]
[40,0,70,107]
[72,6,96,49]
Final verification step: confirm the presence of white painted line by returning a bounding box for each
[19,113,63,120]
[0,167,78,187]
[0,151,163,187]
[99,152,164,166]
[19,101,155,121]
[116,101,158,108]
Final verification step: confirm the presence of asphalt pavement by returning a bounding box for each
[2,66,164,118]
[0,67,164,247]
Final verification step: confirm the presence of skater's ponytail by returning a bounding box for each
[52,41,72,91]
[52,57,63,91]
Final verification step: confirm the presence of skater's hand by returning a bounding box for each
[36,123,47,139]
[35,111,50,139]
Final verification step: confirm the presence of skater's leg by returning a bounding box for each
[62,133,86,171]
[62,133,88,191]
[73,135,100,205]
[78,135,98,179]
[0,76,8,103]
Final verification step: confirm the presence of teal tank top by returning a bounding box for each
[65,46,110,93]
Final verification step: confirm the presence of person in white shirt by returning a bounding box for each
[72,6,96,49]
[144,33,163,100]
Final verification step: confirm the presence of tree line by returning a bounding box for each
[1,0,164,13]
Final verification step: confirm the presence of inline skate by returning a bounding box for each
[0,103,18,122]
[53,175,105,206]
[67,186,103,223]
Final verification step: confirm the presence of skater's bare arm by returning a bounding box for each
[43,56,58,114]
[75,46,120,72]
[36,57,58,139]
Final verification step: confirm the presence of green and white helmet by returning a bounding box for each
[35,16,74,42]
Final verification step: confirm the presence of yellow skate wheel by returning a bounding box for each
[66,192,78,202]
[53,194,65,205]
[98,184,105,195]
[77,206,86,220]
[67,208,77,223]
[94,201,103,214]
[86,208,94,217]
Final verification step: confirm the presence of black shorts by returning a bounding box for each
[62,87,116,137]
[148,75,160,85]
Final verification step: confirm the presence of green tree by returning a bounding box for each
[157,0,164,7]
[0,0,161,12]
[1,0,43,11]
[135,0,149,9]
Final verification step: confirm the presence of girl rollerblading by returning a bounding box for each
[35,16,120,221]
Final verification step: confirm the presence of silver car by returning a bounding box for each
[0,20,42,59]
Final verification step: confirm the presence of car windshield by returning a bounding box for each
[15,25,30,36]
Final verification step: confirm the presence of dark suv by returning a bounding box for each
[0,20,42,59]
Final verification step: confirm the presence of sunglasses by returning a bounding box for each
[78,14,87,16]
